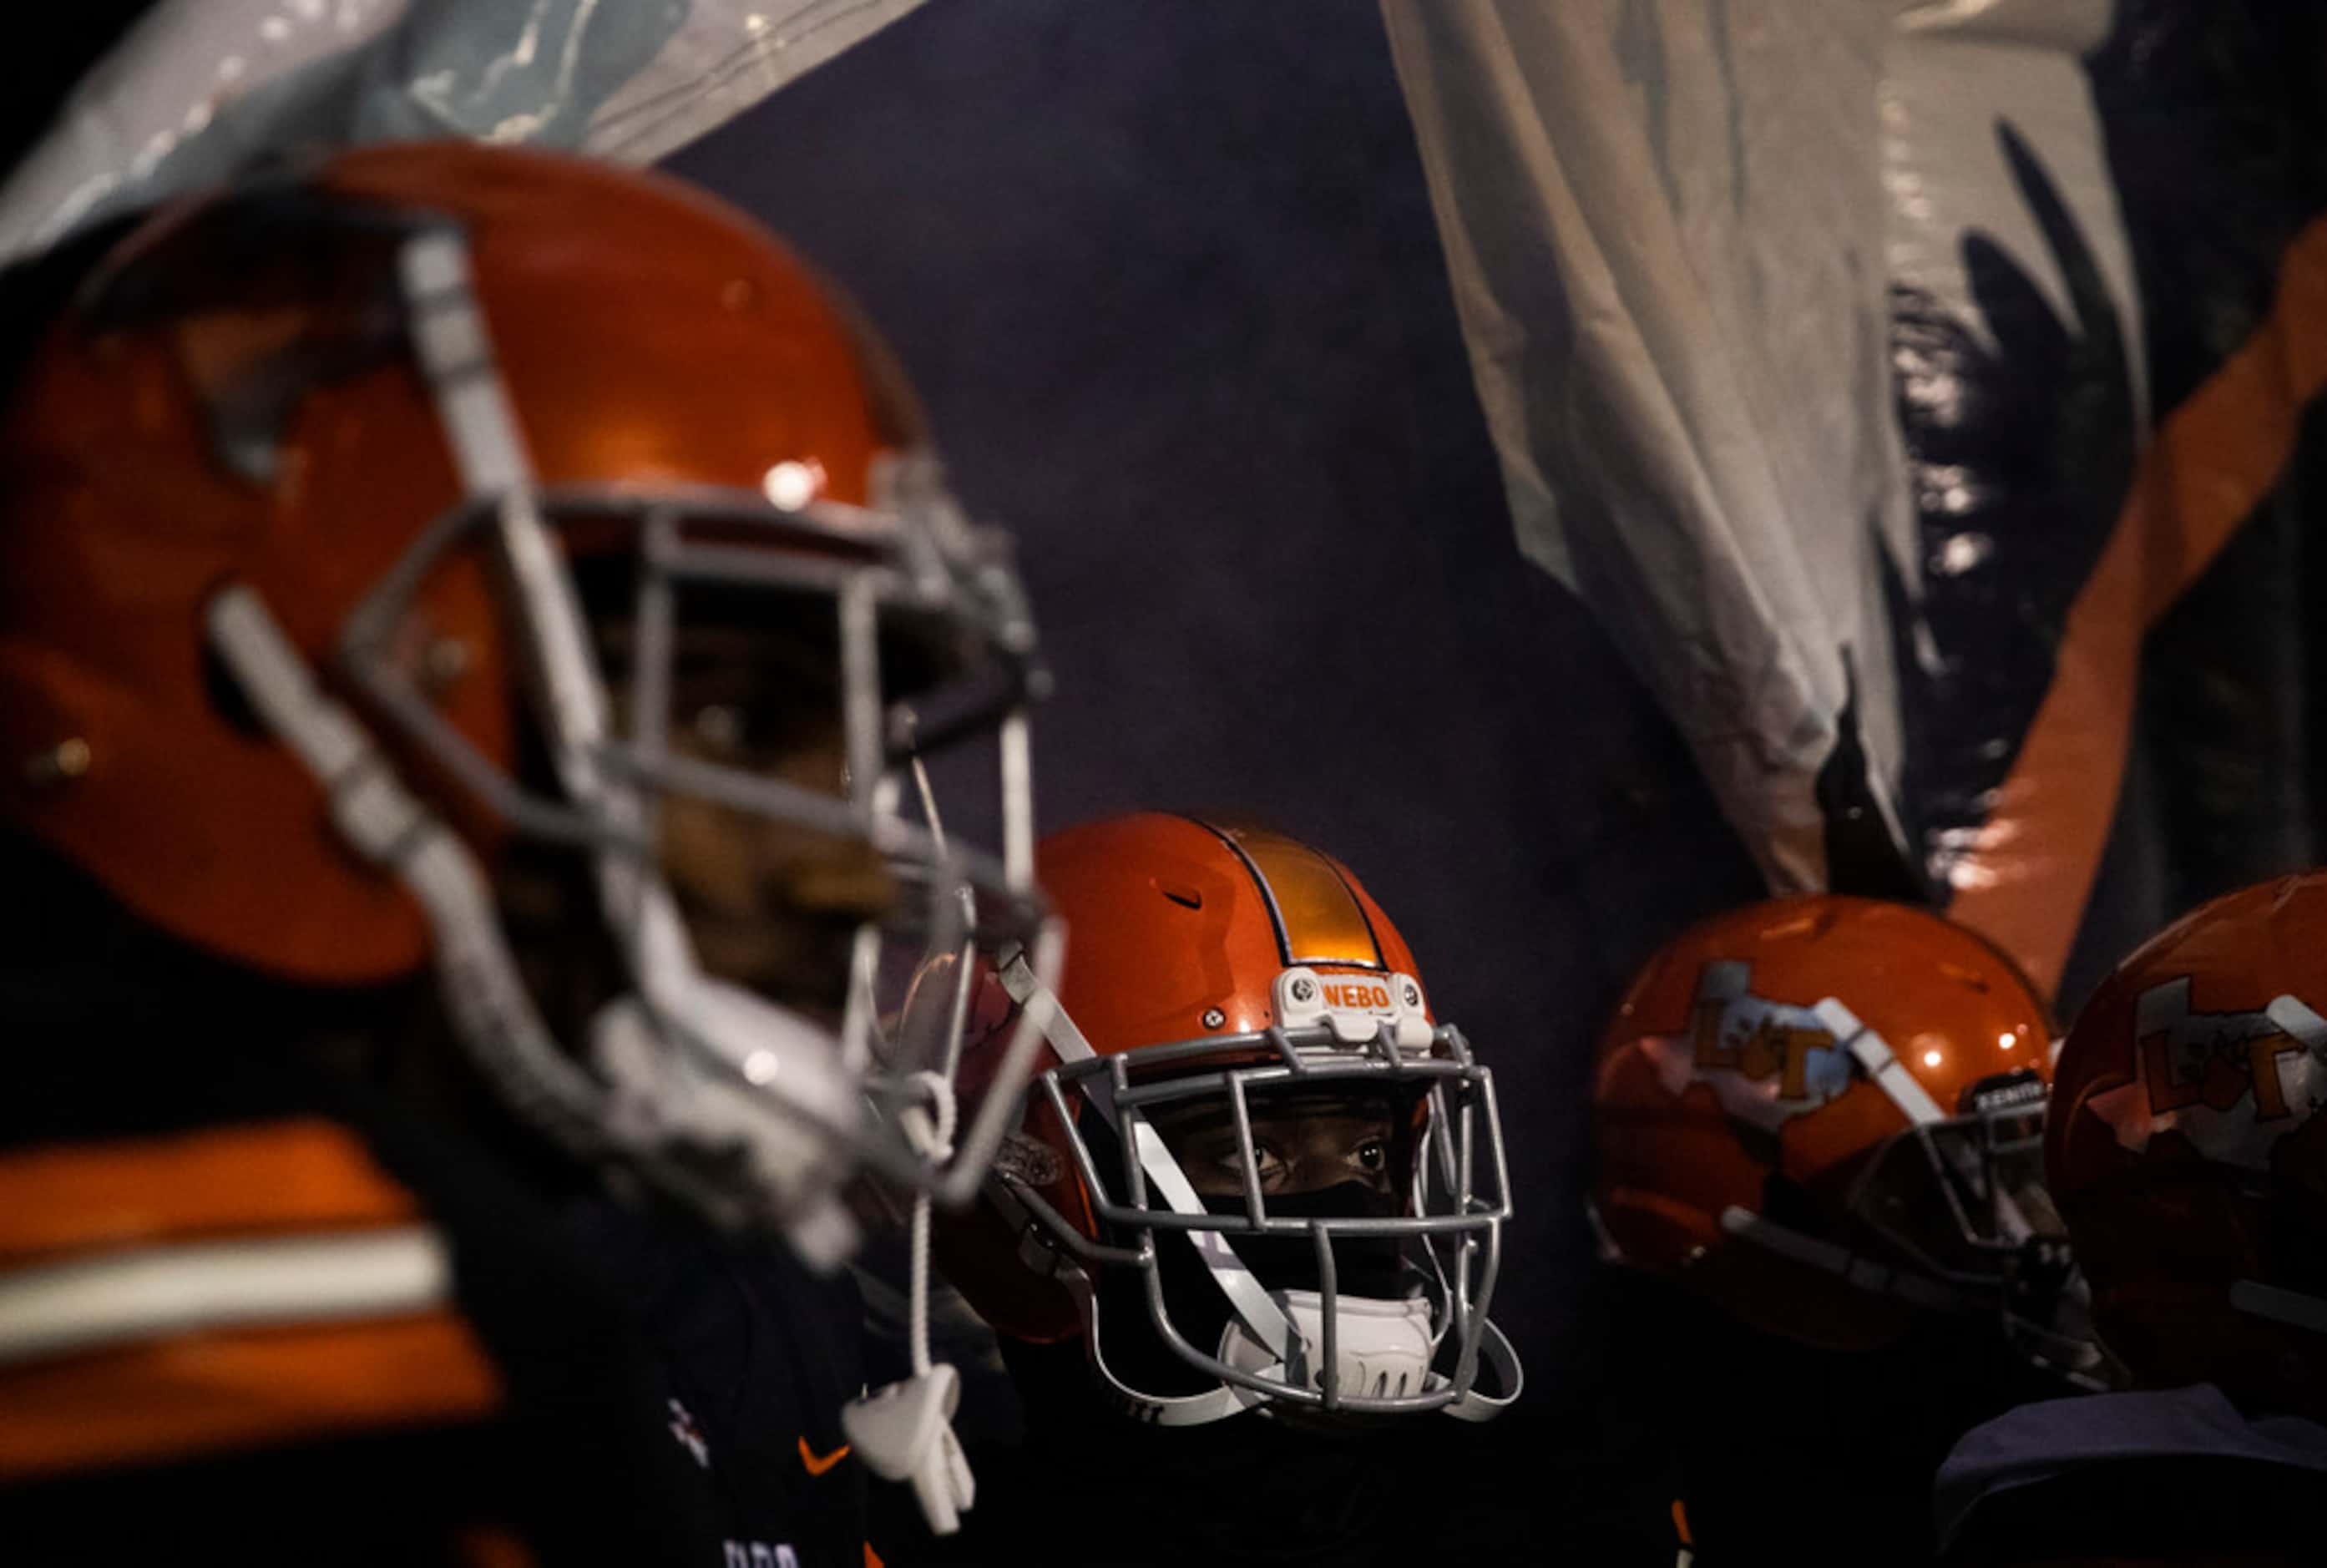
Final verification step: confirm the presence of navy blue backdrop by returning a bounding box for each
[667,0,1766,1386]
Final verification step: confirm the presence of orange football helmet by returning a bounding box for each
[944,812,1520,1426]
[2048,873,2327,1419]
[1594,895,2101,1375]
[0,144,1056,1265]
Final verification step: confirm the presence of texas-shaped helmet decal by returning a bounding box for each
[2087,977,2327,1170]
[1636,960,1855,1135]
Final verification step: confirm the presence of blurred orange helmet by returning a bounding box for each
[1593,895,2095,1371]
[0,143,1055,1264]
[2048,873,2327,1419]
[945,812,1520,1426]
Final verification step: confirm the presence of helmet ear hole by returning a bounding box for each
[1939,961,1992,994]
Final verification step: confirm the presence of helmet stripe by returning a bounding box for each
[1179,816,1384,971]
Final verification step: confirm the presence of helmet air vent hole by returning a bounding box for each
[1939,961,1992,994]
[1759,910,1822,942]
[1156,879,1202,911]
[200,637,271,741]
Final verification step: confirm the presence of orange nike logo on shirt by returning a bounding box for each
[798,1436,851,1477]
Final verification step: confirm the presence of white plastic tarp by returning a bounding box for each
[1381,0,1914,895]
[0,0,925,261]
[1382,0,2144,928]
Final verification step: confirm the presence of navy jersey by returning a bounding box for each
[1935,1384,2327,1566]
[564,1195,873,1568]
[924,1333,1667,1568]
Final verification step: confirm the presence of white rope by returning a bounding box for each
[905,1070,958,1380]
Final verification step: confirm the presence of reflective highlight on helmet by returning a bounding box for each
[1191,817,1386,970]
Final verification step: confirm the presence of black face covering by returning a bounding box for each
[1079,1085,1430,1402]
[1203,1180,1413,1302]
[1090,1179,1422,1402]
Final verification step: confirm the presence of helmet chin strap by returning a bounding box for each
[1716,1205,1977,1313]
[1222,1292,1435,1400]
[1814,998,1946,1125]
[994,957,1298,1364]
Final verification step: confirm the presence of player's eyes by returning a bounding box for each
[1353,1139,1387,1173]
[1232,1144,1287,1189]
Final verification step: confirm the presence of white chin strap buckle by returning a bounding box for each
[1219,1290,1436,1404]
[842,1363,974,1535]
[845,1072,974,1535]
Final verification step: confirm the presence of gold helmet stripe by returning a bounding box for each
[1181,816,1385,971]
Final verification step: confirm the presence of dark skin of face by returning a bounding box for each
[590,616,921,1229]
[1150,1095,1399,1198]
[656,701,890,1002]
[278,603,918,1223]
[596,616,898,1019]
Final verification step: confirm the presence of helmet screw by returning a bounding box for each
[1289,977,1316,1004]
[1402,983,1420,1008]
[23,737,90,788]
[418,636,471,695]
[1201,1008,1227,1030]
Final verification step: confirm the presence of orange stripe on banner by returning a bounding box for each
[1948,215,2327,995]
[0,1310,503,1479]
[0,1120,419,1267]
